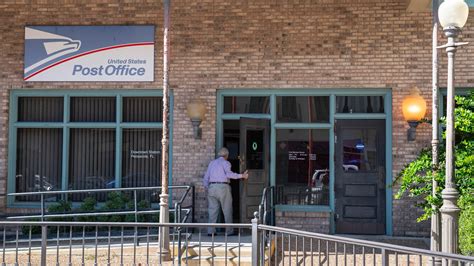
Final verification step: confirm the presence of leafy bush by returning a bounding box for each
[47,200,73,221]
[459,199,474,256]
[78,197,97,222]
[99,192,131,222]
[21,218,41,236]
[21,192,166,235]
[395,91,474,255]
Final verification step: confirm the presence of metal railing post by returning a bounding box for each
[134,190,138,222]
[191,185,195,223]
[41,225,47,266]
[271,186,275,226]
[252,212,260,266]
[40,194,44,221]
[381,248,387,266]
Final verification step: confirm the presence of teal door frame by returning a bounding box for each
[7,89,173,208]
[217,88,393,235]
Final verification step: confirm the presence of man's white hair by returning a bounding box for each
[218,147,229,157]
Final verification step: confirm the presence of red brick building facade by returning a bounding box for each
[1,0,473,237]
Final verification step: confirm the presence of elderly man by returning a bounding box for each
[203,147,248,235]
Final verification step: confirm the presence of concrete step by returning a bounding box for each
[176,241,275,266]
[183,242,253,257]
[178,255,253,266]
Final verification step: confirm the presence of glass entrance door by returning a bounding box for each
[239,118,270,223]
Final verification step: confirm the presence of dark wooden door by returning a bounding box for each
[335,120,386,234]
[239,118,270,223]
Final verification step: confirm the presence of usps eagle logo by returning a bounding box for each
[24,27,82,79]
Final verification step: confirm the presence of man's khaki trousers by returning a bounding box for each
[207,183,233,234]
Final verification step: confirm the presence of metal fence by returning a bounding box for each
[258,224,474,266]
[7,185,195,224]
[1,220,252,266]
[1,217,473,266]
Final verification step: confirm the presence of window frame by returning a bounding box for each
[7,89,173,208]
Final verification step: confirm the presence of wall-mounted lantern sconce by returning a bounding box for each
[402,87,427,141]
[187,100,206,139]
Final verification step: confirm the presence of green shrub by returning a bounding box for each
[47,200,73,221]
[135,200,151,222]
[395,91,474,255]
[78,197,97,222]
[21,218,41,236]
[459,194,474,256]
[99,192,131,222]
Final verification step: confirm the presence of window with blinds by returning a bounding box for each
[11,93,165,203]
[15,128,63,201]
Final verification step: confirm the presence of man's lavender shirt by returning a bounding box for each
[203,157,242,188]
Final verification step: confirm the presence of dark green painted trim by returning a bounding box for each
[329,94,336,234]
[61,95,70,192]
[385,91,393,236]
[12,123,65,128]
[11,89,163,97]
[334,113,386,120]
[7,93,18,206]
[270,94,276,188]
[218,88,390,96]
[115,95,122,188]
[120,123,164,128]
[221,114,271,120]
[274,123,331,129]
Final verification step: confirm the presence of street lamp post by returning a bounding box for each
[431,0,441,260]
[437,0,469,256]
[158,0,171,261]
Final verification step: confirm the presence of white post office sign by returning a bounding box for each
[24,26,154,82]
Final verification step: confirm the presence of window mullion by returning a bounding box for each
[115,95,122,188]
[61,95,70,192]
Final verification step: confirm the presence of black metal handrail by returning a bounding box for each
[7,185,195,224]
[174,185,195,223]
[258,186,275,225]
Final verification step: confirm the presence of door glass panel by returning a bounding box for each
[276,96,329,123]
[246,130,264,169]
[342,128,379,172]
[276,129,330,205]
[336,96,384,113]
[223,96,270,113]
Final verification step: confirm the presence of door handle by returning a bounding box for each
[238,155,244,164]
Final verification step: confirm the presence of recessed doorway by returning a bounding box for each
[223,118,270,223]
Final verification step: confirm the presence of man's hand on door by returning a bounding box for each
[242,170,249,179]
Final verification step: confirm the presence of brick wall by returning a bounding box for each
[1,0,473,236]
[276,211,331,234]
